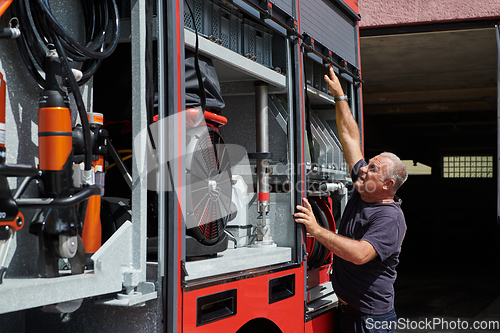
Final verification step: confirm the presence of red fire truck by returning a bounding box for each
[0,0,363,332]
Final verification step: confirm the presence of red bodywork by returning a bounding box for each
[183,266,305,332]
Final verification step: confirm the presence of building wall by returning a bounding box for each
[359,0,500,28]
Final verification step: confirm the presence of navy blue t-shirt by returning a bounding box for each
[332,159,406,315]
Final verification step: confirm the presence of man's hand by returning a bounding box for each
[294,198,321,235]
[324,65,344,97]
[323,65,363,173]
[295,198,378,265]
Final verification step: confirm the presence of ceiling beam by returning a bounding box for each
[363,87,497,105]
[364,100,494,115]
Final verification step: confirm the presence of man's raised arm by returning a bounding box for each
[324,66,363,173]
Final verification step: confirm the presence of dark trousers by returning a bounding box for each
[336,306,397,333]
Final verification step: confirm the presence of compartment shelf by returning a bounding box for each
[306,85,335,106]
[185,29,286,88]
[185,246,292,281]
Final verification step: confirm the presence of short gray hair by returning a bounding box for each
[380,152,408,191]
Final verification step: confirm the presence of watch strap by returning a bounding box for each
[334,95,348,102]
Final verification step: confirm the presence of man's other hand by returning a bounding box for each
[324,65,344,97]
[294,198,320,235]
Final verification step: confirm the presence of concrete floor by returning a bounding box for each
[394,264,500,332]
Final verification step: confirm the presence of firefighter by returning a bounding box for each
[295,65,408,333]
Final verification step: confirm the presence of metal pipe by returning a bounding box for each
[255,81,270,215]
[319,182,344,193]
[0,164,39,177]
[13,176,35,200]
[17,186,100,208]
[255,81,273,244]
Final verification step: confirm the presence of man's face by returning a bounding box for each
[354,155,393,198]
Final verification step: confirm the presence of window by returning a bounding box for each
[443,156,493,178]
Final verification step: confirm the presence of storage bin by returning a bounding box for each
[242,19,273,68]
[184,0,242,54]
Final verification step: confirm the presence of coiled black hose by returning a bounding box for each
[184,0,207,127]
[13,0,120,171]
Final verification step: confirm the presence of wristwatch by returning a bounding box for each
[334,95,348,102]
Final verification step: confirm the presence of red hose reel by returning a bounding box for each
[306,196,336,270]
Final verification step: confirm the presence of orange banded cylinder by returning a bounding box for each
[82,194,102,253]
[38,107,72,171]
[82,114,105,253]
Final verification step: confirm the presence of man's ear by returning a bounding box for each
[383,178,395,191]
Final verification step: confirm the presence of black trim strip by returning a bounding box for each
[360,19,500,37]
[248,152,273,160]
[38,131,72,137]
[305,301,338,322]
[183,262,301,292]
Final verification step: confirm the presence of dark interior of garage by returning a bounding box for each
[360,21,500,320]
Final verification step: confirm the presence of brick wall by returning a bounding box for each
[359,0,500,28]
